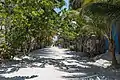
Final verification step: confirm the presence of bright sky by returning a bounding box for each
[54,0,69,13]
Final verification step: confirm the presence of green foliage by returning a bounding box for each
[0,0,65,59]
[69,0,120,39]
[1,0,119,60]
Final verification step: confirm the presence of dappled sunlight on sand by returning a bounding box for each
[0,47,119,80]
[87,59,111,68]
[0,64,86,80]
[1,65,67,80]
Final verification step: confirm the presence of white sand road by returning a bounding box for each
[0,47,120,80]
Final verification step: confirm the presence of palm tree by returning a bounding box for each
[83,3,120,65]
[70,0,120,65]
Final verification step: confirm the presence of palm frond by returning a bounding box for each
[84,3,120,20]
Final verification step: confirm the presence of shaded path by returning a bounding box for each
[0,47,120,80]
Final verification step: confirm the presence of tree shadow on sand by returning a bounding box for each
[59,52,120,80]
[0,47,120,80]
[0,52,65,80]
[0,75,38,80]
[0,59,40,80]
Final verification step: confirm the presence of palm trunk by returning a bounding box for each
[107,20,118,66]
[109,39,118,65]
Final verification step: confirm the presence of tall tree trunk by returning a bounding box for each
[108,20,118,66]
[109,39,118,65]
